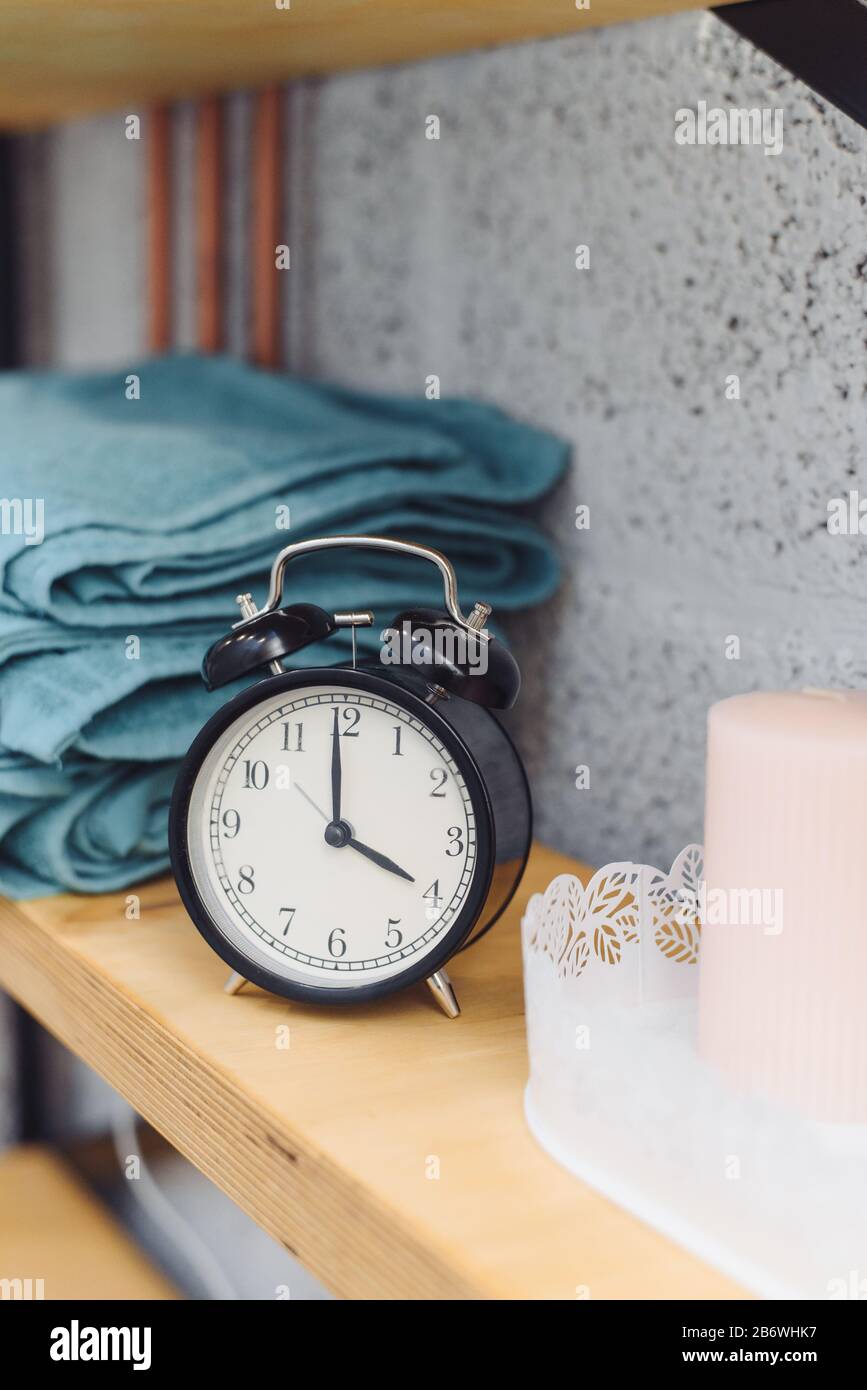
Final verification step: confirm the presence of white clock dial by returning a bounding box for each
[186,682,480,988]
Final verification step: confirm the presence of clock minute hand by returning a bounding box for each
[346,836,415,883]
[330,708,342,824]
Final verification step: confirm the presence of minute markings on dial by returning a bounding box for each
[205,689,476,974]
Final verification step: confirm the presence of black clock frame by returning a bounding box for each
[169,664,497,1006]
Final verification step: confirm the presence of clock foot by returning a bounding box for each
[426,968,460,1019]
[224,971,250,996]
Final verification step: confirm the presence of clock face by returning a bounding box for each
[176,672,492,1000]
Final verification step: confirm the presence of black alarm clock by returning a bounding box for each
[169,536,532,1017]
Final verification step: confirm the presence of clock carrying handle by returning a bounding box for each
[204,533,521,706]
[257,535,491,638]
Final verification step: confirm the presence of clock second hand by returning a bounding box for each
[293,781,415,884]
[293,782,329,823]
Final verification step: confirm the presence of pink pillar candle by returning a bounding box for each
[699,689,867,1122]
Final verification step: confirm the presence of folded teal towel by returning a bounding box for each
[0,355,568,896]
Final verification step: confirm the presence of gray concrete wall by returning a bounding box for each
[289,13,867,871]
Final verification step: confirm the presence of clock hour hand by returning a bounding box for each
[330,707,342,824]
[323,817,415,883]
[323,817,414,884]
[346,836,415,883]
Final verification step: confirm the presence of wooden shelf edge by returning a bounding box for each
[0,1,751,132]
[0,845,745,1300]
[0,896,476,1299]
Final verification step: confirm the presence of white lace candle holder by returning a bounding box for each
[521,849,706,1248]
[521,844,867,1297]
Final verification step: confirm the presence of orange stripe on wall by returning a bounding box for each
[147,107,172,354]
[251,87,283,370]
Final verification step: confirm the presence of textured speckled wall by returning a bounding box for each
[283,12,867,869]
[13,9,867,875]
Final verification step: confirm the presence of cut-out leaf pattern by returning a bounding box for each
[655,916,700,964]
[523,862,637,979]
[522,846,704,978]
[647,845,703,965]
[593,922,621,966]
[672,843,703,916]
[571,933,590,978]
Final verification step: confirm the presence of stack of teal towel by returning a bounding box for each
[0,355,568,897]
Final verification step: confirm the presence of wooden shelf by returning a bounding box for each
[1,1,749,130]
[0,843,742,1299]
[0,1144,178,1300]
